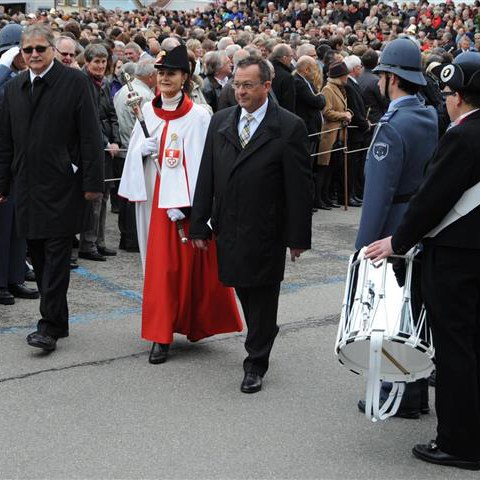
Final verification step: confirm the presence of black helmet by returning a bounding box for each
[434,52,480,94]
[373,38,426,86]
[0,23,23,55]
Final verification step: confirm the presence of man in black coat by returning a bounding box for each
[0,25,104,352]
[345,55,371,204]
[269,43,296,113]
[190,56,313,394]
[365,54,480,470]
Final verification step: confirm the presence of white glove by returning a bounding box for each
[167,208,185,222]
[0,46,20,69]
[140,137,158,157]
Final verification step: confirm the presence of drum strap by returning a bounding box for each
[365,330,405,422]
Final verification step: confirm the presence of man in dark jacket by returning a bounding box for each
[364,53,480,471]
[345,55,370,204]
[0,25,104,351]
[190,57,313,394]
[269,43,296,113]
[79,43,120,261]
[201,50,231,112]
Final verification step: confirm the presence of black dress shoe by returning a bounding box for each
[25,269,36,282]
[97,246,117,256]
[8,282,39,299]
[357,399,423,419]
[413,441,480,470]
[149,343,169,364]
[324,198,340,208]
[70,258,79,270]
[26,332,57,351]
[316,201,332,211]
[78,251,107,261]
[240,372,263,394]
[0,287,15,305]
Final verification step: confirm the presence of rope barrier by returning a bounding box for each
[308,123,378,138]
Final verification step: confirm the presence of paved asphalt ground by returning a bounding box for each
[0,206,476,480]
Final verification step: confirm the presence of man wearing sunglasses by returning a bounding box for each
[54,35,79,69]
[0,24,104,353]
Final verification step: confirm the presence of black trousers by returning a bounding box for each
[0,197,26,288]
[235,283,281,376]
[118,197,139,249]
[27,237,72,339]
[422,245,480,461]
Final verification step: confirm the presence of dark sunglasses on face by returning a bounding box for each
[57,49,75,58]
[22,45,50,54]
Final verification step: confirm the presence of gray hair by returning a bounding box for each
[55,36,77,50]
[160,37,181,52]
[296,43,315,58]
[121,62,137,78]
[135,59,155,78]
[344,55,362,71]
[114,40,126,49]
[22,24,55,47]
[204,50,229,76]
[269,43,292,62]
[84,43,108,62]
[232,48,250,68]
[124,42,142,53]
[217,36,234,51]
[225,43,241,59]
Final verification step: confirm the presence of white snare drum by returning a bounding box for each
[335,247,434,421]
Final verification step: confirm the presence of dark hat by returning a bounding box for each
[328,61,349,78]
[433,52,480,94]
[154,44,190,74]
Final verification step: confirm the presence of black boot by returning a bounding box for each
[149,343,169,364]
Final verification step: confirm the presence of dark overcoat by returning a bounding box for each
[0,60,104,239]
[189,100,313,288]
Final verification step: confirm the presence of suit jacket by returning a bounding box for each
[0,60,104,238]
[392,109,480,254]
[201,75,223,113]
[345,77,370,144]
[189,100,313,287]
[293,72,325,136]
[357,69,389,124]
[271,60,296,113]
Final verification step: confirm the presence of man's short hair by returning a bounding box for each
[269,43,291,62]
[204,50,229,76]
[160,37,181,52]
[121,61,137,78]
[135,59,155,77]
[22,24,55,47]
[124,42,142,53]
[235,56,272,83]
[361,49,378,70]
[84,43,108,62]
[55,36,76,50]
[296,43,315,58]
[344,55,362,71]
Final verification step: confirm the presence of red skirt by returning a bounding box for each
[142,176,243,344]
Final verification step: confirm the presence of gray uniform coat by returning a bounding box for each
[0,60,104,239]
[189,101,313,287]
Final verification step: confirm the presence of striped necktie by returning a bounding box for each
[239,113,254,148]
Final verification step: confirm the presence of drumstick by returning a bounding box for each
[381,348,410,375]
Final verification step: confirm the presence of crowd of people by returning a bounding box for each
[0,0,480,472]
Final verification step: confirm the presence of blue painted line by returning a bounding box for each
[72,266,143,303]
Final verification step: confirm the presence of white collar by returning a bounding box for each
[455,108,480,125]
[29,61,55,83]
[240,98,269,122]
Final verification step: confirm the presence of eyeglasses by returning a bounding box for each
[57,49,76,58]
[232,81,264,90]
[22,45,50,54]
[442,90,457,98]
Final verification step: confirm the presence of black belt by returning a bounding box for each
[392,193,414,204]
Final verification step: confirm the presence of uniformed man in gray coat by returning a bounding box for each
[355,38,438,418]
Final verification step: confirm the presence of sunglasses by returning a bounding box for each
[57,49,76,58]
[22,45,50,54]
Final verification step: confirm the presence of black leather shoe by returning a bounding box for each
[70,258,79,270]
[8,282,39,299]
[413,441,480,470]
[26,332,57,351]
[79,251,107,261]
[97,246,117,256]
[316,201,332,211]
[0,287,15,305]
[324,198,340,208]
[240,372,263,394]
[25,269,36,282]
[357,399,423,419]
[149,343,169,364]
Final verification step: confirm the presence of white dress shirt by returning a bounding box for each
[29,60,54,83]
[237,98,269,140]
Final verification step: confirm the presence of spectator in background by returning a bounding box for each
[269,43,295,112]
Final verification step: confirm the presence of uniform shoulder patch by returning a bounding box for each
[379,109,398,123]
[372,142,389,161]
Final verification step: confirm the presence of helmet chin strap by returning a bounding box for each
[384,73,391,102]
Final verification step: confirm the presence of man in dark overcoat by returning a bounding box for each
[190,56,313,394]
[0,25,104,352]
